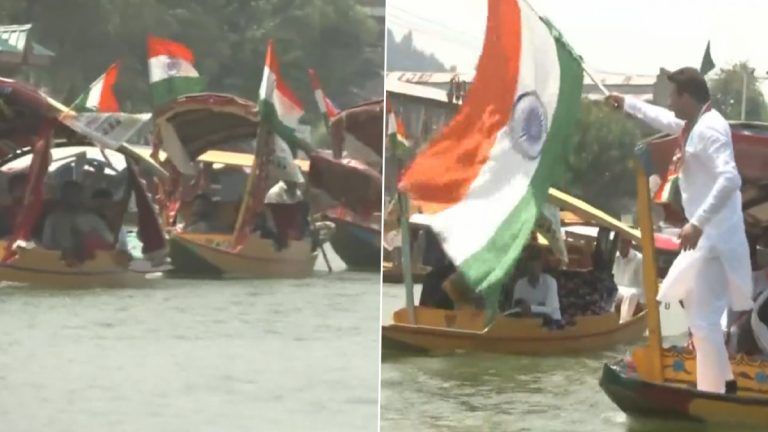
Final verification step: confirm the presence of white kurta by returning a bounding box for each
[624,98,753,311]
[624,97,751,393]
[512,274,562,320]
[614,249,644,298]
[265,181,304,204]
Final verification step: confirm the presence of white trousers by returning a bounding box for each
[617,286,642,323]
[683,256,734,393]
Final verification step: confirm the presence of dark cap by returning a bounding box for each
[667,67,710,104]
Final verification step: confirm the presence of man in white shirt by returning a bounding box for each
[511,246,562,324]
[265,180,304,205]
[607,67,752,394]
[613,236,644,322]
[264,180,310,250]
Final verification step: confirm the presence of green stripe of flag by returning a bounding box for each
[150,76,204,107]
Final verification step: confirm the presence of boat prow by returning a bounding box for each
[0,244,151,287]
[600,359,768,426]
[382,306,647,355]
[168,232,318,279]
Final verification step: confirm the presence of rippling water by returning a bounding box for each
[0,247,379,432]
[381,284,754,432]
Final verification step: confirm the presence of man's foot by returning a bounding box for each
[725,379,738,395]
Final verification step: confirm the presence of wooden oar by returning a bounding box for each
[320,243,333,273]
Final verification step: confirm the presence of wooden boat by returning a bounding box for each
[382,188,648,355]
[168,232,316,279]
[382,260,429,284]
[0,240,150,287]
[0,78,168,287]
[323,100,383,270]
[324,211,380,271]
[151,93,321,279]
[600,122,768,427]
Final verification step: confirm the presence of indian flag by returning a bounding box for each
[259,40,306,152]
[147,35,204,107]
[387,107,409,155]
[71,62,120,112]
[308,68,339,121]
[400,0,583,306]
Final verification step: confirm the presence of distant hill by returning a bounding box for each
[386,28,448,72]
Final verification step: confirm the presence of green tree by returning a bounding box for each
[558,99,644,216]
[709,62,768,122]
[0,0,382,113]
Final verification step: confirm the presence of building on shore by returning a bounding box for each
[0,24,54,78]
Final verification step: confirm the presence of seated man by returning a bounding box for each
[42,181,114,264]
[90,188,130,255]
[265,180,310,250]
[613,236,644,322]
[182,193,220,233]
[418,227,455,310]
[0,173,28,237]
[509,245,563,328]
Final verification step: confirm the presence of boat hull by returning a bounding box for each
[325,216,380,271]
[168,232,318,279]
[600,360,768,426]
[381,263,429,284]
[382,306,647,355]
[0,245,147,287]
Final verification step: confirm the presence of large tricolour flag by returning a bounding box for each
[308,68,339,121]
[71,62,120,112]
[147,35,204,107]
[399,0,583,306]
[259,40,306,151]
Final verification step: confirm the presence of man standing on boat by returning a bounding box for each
[606,67,753,394]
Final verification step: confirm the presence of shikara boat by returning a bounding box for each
[382,260,429,284]
[151,93,320,279]
[0,78,168,287]
[600,122,768,427]
[382,188,648,355]
[324,209,380,271]
[323,100,383,270]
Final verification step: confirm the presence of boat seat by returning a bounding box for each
[557,269,616,325]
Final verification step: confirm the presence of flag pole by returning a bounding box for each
[398,191,416,324]
[521,0,611,98]
[232,121,270,246]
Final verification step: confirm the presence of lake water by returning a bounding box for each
[0,247,380,432]
[380,284,754,432]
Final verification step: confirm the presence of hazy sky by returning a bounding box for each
[388,0,768,85]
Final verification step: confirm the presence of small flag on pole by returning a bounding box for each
[308,68,340,124]
[700,41,715,76]
[147,35,205,107]
[259,40,307,153]
[387,105,409,155]
[71,62,120,113]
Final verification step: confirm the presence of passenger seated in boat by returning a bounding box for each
[0,173,27,237]
[183,193,221,233]
[265,180,310,250]
[419,227,455,310]
[507,245,564,328]
[90,188,129,254]
[42,181,115,264]
[613,236,644,323]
